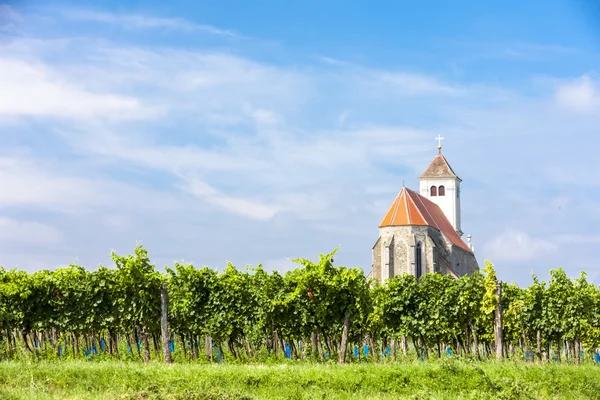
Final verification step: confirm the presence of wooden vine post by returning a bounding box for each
[495,280,504,360]
[160,283,172,363]
[338,311,351,364]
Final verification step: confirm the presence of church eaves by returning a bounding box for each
[379,187,472,253]
[418,153,462,182]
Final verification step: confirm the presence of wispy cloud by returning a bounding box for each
[553,234,600,245]
[61,9,241,37]
[376,71,465,95]
[0,58,151,119]
[447,39,580,61]
[554,74,600,112]
[0,217,63,245]
[316,55,466,96]
[483,230,558,262]
[0,156,180,215]
[181,177,283,220]
[489,43,578,60]
[0,4,20,33]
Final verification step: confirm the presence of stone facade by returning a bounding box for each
[371,224,477,284]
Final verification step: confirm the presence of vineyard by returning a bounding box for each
[1,245,599,366]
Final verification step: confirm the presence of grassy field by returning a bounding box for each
[0,359,599,400]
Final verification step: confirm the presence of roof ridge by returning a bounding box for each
[407,189,429,227]
[389,191,401,224]
[415,193,439,229]
[403,188,411,224]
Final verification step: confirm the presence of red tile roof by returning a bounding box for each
[379,187,472,253]
[418,153,462,181]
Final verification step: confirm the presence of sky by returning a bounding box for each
[1,0,600,286]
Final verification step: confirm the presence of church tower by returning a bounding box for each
[418,136,463,237]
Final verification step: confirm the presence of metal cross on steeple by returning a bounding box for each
[436,135,444,152]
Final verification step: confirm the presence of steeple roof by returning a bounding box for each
[379,187,472,253]
[418,153,462,182]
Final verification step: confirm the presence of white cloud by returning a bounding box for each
[0,156,180,214]
[553,234,600,245]
[61,9,240,37]
[0,217,63,245]
[483,230,558,262]
[450,40,579,61]
[180,177,283,220]
[260,258,297,273]
[554,75,600,112]
[337,110,350,126]
[376,71,465,95]
[249,108,282,126]
[316,54,466,96]
[0,58,150,119]
[102,214,131,230]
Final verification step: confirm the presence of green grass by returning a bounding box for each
[0,359,598,399]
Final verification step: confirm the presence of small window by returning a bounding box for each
[415,242,422,279]
[430,186,437,196]
[438,185,445,196]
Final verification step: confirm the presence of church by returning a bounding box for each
[370,138,479,283]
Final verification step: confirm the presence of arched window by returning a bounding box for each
[430,186,437,196]
[415,242,422,279]
[438,185,445,196]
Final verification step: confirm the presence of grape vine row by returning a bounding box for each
[1,245,599,364]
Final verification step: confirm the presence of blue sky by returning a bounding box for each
[1,0,600,285]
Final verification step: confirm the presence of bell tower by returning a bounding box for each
[418,136,463,236]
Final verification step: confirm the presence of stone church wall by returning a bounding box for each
[376,227,412,278]
[425,227,452,274]
[372,225,479,283]
[371,236,382,283]
[392,233,410,276]
[451,246,479,276]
